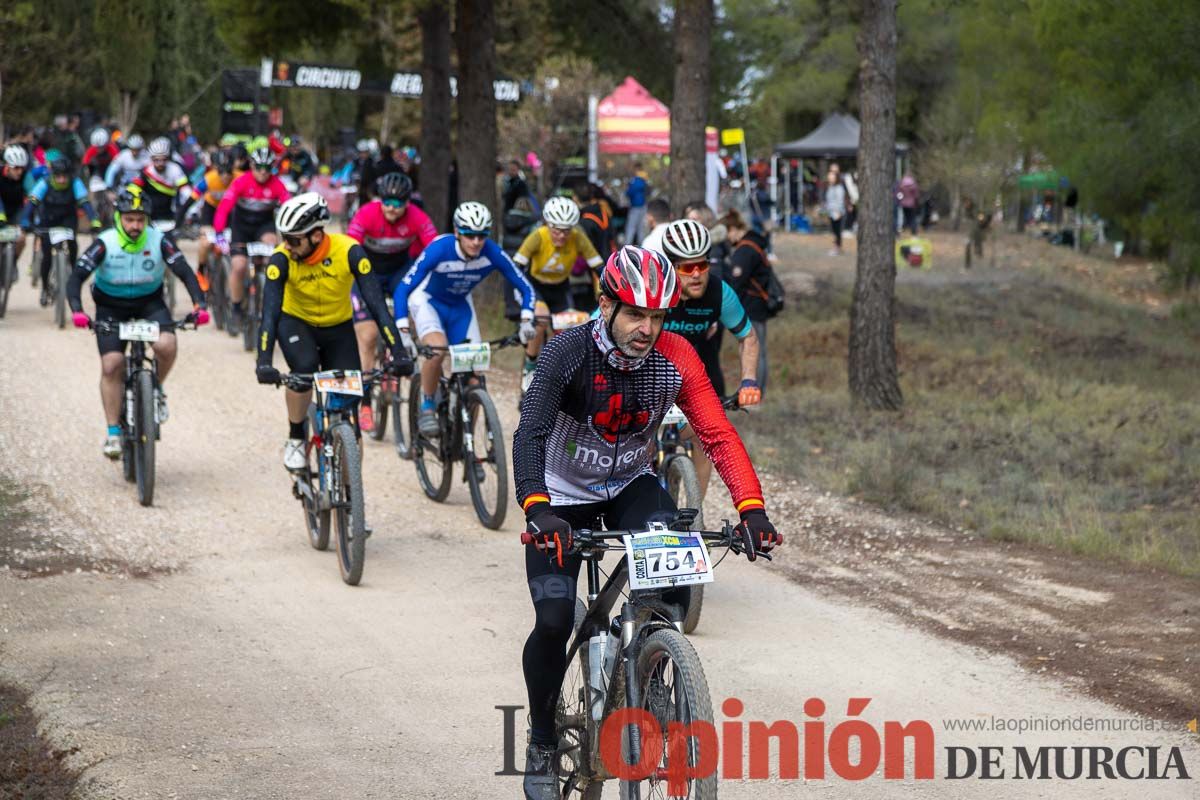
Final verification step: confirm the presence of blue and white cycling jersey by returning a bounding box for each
[394,234,536,319]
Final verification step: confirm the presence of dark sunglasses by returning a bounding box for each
[458,232,486,242]
[282,233,308,247]
[675,260,710,275]
[382,198,407,209]
[252,164,271,172]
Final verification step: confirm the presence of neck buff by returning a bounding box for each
[590,315,653,372]
[114,212,148,252]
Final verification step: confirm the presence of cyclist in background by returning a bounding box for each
[190,149,239,286]
[213,147,290,332]
[345,172,437,431]
[19,157,100,306]
[657,218,762,499]
[513,196,603,389]
[130,137,192,231]
[104,134,149,188]
[82,129,118,182]
[0,145,31,265]
[512,244,780,799]
[67,186,208,459]
[392,201,536,437]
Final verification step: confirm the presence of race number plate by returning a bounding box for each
[624,529,713,591]
[88,176,108,193]
[118,320,160,342]
[246,242,275,258]
[48,227,75,245]
[448,343,491,373]
[155,220,176,233]
[551,310,591,331]
[0,227,19,243]
[314,370,364,396]
[661,405,687,426]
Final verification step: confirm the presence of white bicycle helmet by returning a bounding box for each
[453,201,492,235]
[90,129,109,148]
[660,219,712,263]
[276,192,330,236]
[125,134,145,150]
[148,137,171,157]
[543,196,580,228]
[3,144,29,168]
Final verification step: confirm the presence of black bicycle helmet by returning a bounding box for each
[374,171,413,202]
[114,184,147,214]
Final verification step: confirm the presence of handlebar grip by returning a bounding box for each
[520,532,535,545]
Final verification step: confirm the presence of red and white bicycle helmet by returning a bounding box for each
[599,245,680,310]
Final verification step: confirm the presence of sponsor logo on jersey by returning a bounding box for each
[566,439,649,471]
[357,257,371,275]
[590,393,650,444]
[266,265,281,280]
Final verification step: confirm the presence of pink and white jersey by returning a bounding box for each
[213,172,291,232]
[347,199,438,274]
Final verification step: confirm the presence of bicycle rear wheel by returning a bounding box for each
[662,456,705,634]
[367,380,388,441]
[623,629,716,800]
[306,404,331,550]
[410,377,452,502]
[134,370,157,506]
[0,244,13,319]
[330,422,366,585]
[465,386,508,529]
[391,374,412,460]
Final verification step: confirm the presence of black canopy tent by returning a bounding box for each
[772,113,908,230]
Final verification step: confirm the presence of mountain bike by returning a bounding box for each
[654,395,743,634]
[91,316,196,507]
[409,334,520,529]
[240,241,273,351]
[36,226,74,329]
[275,368,381,586]
[366,337,414,461]
[154,220,179,313]
[522,512,768,799]
[204,235,231,332]
[0,226,20,319]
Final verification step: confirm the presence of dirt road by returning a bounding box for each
[0,242,1196,798]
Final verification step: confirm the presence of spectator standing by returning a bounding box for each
[722,209,773,392]
[897,172,920,235]
[502,160,535,215]
[824,168,849,256]
[639,198,671,250]
[624,162,648,244]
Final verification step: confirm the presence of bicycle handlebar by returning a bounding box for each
[90,317,198,334]
[519,523,769,561]
[276,368,385,391]
[414,333,522,358]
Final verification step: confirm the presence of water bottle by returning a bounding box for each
[588,632,609,721]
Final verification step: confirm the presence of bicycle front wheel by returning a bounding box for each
[53,249,67,328]
[558,599,604,799]
[391,374,412,460]
[622,629,716,800]
[307,404,331,551]
[241,271,261,352]
[330,422,366,585]
[0,244,13,319]
[410,376,452,502]
[368,379,388,441]
[134,371,157,506]
[465,386,508,529]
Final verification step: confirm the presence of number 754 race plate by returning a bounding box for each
[624,531,713,591]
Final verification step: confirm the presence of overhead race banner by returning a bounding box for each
[260,59,520,103]
[222,68,269,135]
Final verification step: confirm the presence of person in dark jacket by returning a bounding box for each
[721,209,773,392]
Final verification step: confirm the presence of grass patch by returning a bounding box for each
[735,262,1200,575]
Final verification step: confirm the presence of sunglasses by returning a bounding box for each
[675,260,710,275]
[458,232,486,242]
[382,198,407,209]
[282,233,308,247]
[252,165,271,172]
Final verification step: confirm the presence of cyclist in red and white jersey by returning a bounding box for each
[512,244,781,799]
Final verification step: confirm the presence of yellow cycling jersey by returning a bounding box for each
[514,225,602,284]
[202,168,241,208]
[271,232,371,326]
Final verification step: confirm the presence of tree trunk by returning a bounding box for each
[419,0,452,232]
[848,0,903,411]
[669,0,712,215]
[454,0,498,227]
[121,91,140,134]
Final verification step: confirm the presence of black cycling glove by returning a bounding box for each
[525,503,573,568]
[735,509,781,562]
[256,364,281,386]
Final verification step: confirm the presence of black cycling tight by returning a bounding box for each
[522,474,690,745]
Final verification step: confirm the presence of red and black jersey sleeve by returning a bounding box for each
[656,332,765,514]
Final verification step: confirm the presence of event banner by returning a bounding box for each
[260,59,520,103]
